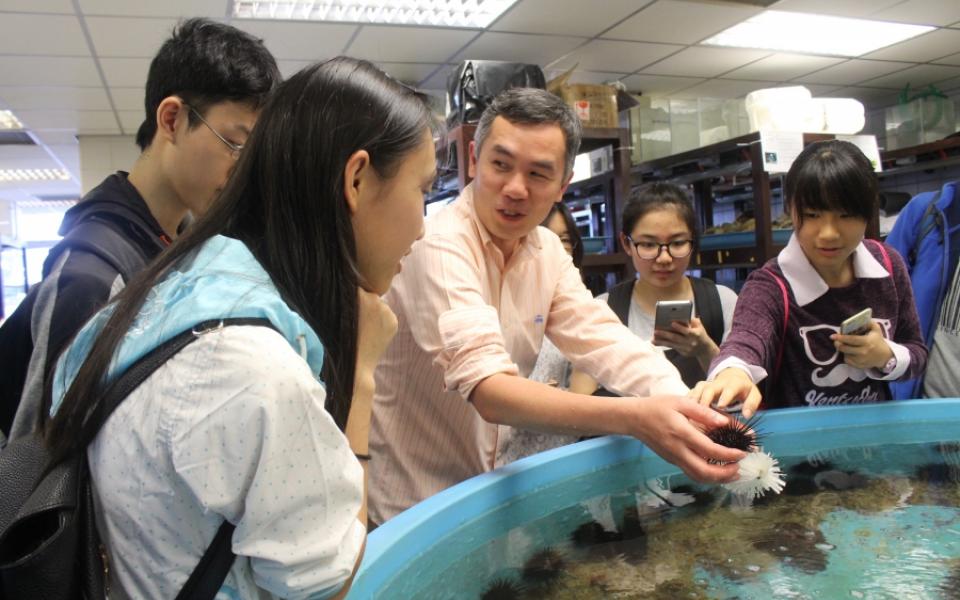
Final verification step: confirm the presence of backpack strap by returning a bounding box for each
[867,238,893,275]
[908,192,941,267]
[43,216,156,284]
[93,317,275,600]
[689,277,724,346]
[762,267,790,388]
[605,279,635,326]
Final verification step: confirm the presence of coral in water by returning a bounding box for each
[570,520,620,548]
[751,521,829,574]
[723,450,786,499]
[707,415,764,461]
[481,578,526,600]
[522,547,566,589]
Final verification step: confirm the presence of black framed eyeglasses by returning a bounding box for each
[626,235,694,260]
[185,104,243,160]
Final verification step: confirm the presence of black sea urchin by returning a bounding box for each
[707,414,764,457]
[521,547,566,588]
[481,577,526,600]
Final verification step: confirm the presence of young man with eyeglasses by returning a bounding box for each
[367,89,745,526]
[0,18,280,443]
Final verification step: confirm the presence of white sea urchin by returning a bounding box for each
[722,450,786,499]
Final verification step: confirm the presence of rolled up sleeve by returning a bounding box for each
[395,235,519,401]
[545,254,688,397]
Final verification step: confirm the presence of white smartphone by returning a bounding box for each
[840,307,873,335]
[654,300,694,331]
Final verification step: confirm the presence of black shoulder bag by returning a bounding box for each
[0,318,273,600]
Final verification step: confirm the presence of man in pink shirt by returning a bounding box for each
[368,88,743,525]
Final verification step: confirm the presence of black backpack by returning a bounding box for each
[0,318,272,600]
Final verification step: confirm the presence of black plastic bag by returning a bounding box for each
[446,60,546,127]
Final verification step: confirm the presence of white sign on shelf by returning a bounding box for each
[759,130,804,174]
[836,134,883,172]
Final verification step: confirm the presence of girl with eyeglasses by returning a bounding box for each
[576,183,739,393]
[696,140,927,418]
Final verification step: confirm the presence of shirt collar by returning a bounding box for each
[779,233,889,306]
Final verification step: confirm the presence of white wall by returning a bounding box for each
[0,198,13,238]
[78,135,140,194]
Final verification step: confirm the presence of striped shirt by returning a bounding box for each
[368,185,687,524]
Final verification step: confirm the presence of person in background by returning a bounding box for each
[575,182,738,394]
[369,88,745,526]
[44,57,435,599]
[696,140,927,417]
[0,18,281,444]
[885,180,960,399]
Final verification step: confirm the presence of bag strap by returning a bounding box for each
[605,279,635,326]
[94,317,275,600]
[762,268,790,387]
[867,238,893,275]
[689,277,724,345]
[908,192,941,267]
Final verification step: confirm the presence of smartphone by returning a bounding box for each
[840,307,873,335]
[654,300,694,331]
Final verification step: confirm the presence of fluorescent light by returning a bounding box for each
[0,110,24,130]
[233,0,518,28]
[703,11,934,57]
[0,169,71,182]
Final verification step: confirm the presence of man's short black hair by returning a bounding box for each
[135,18,281,151]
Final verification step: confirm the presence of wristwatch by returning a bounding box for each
[881,355,897,374]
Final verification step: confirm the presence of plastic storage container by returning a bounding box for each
[885,97,956,150]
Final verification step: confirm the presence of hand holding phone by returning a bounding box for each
[840,308,873,336]
[654,300,694,331]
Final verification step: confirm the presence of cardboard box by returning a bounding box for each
[548,68,618,129]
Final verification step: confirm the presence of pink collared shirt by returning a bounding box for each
[368,184,687,524]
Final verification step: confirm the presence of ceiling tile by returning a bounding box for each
[15,109,118,132]
[419,64,457,90]
[378,63,445,86]
[604,0,761,45]
[643,47,770,78]
[276,60,313,79]
[794,59,913,86]
[671,79,772,99]
[551,39,680,73]
[545,70,629,86]
[0,86,111,110]
[859,64,960,90]
[108,87,143,111]
[99,57,151,88]
[77,0,228,18]
[85,16,178,58]
[490,0,639,37]
[0,0,73,13]
[868,0,960,27]
[0,13,89,56]
[933,52,960,67]
[864,28,960,62]
[347,26,477,63]
[233,20,357,60]
[117,110,143,135]
[620,73,706,96]
[454,32,583,66]
[725,53,845,81]
[936,75,960,94]
[769,0,902,18]
[0,56,100,86]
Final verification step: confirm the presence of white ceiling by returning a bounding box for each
[1,0,960,199]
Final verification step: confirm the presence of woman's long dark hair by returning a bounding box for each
[46,57,433,459]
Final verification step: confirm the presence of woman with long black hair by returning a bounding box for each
[44,57,436,599]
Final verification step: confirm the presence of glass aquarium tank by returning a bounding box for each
[350,400,960,599]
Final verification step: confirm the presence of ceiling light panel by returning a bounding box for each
[0,110,24,130]
[233,0,518,28]
[703,10,934,57]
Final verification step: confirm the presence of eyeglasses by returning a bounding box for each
[626,235,694,260]
[185,104,243,160]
